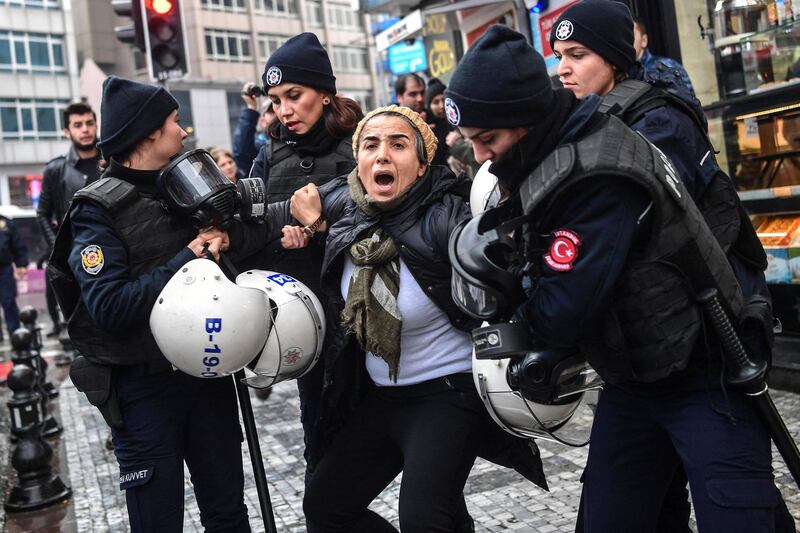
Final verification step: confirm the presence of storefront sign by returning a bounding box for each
[423,13,459,83]
[388,38,428,74]
[376,10,424,52]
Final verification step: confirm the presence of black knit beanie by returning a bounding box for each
[444,25,553,129]
[425,78,446,110]
[97,76,178,160]
[549,0,635,73]
[263,32,336,94]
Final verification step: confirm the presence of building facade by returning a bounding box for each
[0,0,80,208]
[72,0,379,153]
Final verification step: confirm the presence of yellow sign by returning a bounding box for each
[428,39,455,78]
[424,14,447,36]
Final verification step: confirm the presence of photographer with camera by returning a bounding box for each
[233,82,274,180]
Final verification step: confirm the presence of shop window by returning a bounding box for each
[8,174,43,208]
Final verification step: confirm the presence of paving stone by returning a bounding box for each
[55,376,800,532]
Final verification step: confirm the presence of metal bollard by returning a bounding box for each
[11,329,62,439]
[19,306,58,399]
[4,364,72,512]
[55,316,75,368]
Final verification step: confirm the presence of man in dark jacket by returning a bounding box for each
[445,24,785,532]
[38,102,101,336]
[0,215,28,339]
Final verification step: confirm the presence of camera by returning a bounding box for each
[245,84,266,98]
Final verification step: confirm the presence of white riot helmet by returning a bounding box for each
[471,322,601,443]
[235,270,325,389]
[469,160,501,217]
[150,259,271,378]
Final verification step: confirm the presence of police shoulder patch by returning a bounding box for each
[81,245,105,275]
[544,229,581,272]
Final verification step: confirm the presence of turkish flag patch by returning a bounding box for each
[544,229,581,272]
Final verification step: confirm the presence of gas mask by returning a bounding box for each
[158,149,266,229]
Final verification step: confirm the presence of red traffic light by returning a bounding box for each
[147,0,173,15]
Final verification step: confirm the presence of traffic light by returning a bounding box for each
[112,0,145,53]
[143,0,189,82]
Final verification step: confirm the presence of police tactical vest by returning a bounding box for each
[48,177,195,367]
[263,137,356,295]
[600,80,767,271]
[520,115,744,384]
[267,137,355,202]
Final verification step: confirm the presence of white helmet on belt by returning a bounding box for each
[470,160,501,217]
[235,270,325,389]
[471,322,601,442]
[150,259,271,378]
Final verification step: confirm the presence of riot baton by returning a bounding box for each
[205,246,278,533]
[698,288,800,487]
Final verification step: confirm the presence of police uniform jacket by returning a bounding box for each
[50,159,196,368]
[38,146,98,248]
[503,97,740,384]
[0,216,29,268]
[253,164,549,489]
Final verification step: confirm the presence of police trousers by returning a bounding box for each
[583,368,786,533]
[303,372,485,533]
[110,368,250,533]
[0,264,20,335]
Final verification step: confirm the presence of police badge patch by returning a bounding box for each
[544,229,581,272]
[266,66,283,86]
[81,245,105,275]
[444,97,460,127]
[555,20,574,41]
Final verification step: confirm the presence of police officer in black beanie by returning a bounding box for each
[48,76,251,532]
[551,3,794,531]
[446,24,784,532]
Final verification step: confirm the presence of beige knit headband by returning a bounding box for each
[352,105,438,166]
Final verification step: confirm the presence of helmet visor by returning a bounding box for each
[160,150,234,210]
[451,268,501,319]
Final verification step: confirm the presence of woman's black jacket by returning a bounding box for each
[233,164,548,489]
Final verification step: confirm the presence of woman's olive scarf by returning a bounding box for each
[340,168,428,381]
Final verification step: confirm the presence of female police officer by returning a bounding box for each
[48,76,250,532]
[444,25,784,532]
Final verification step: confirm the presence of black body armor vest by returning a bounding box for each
[262,138,355,295]
[600,80,767,271]
[520,115,744,384]
[48,177,196,366]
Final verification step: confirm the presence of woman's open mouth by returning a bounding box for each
[373,172,395,192]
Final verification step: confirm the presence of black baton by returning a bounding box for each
[205,246,278,532]
[698,288,800,488]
